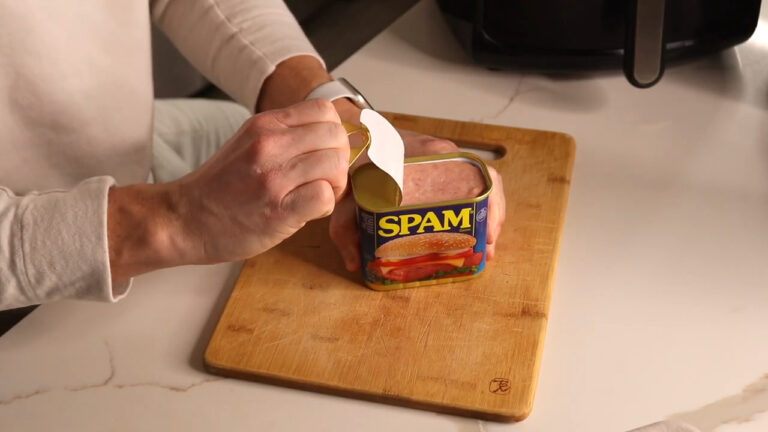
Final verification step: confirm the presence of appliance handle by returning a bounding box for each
[624,0,667,88]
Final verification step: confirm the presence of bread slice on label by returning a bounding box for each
[375,232,477,259]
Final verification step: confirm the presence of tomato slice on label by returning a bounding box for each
[387,253,443,266]
[373,249,476,268]
[463,251,484,267]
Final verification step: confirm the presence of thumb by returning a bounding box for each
[329,194,361,271]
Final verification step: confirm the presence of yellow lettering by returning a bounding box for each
[377,208,473,237]
[400,214,422,235]
[377,216,400,237]
[417,211,443,233]
[443,208,472,229]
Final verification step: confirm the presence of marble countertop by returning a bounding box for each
[2,1,767,431]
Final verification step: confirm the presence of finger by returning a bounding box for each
[400,129,459,157]
[282,148,349,200]
[487,202,498,246]
[329,194,361,271]
[270,99,341,127]
[421,138,459,155]
[493,168,506,222]
[280,179,336,227]
[487,192,499,245]
[487,168,505,246]
[279,121,349,161]
[486,242,496,261]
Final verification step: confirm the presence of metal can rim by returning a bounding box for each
[351,151,494,213]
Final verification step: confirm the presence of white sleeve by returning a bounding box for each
[0,177,129,310]
[150,0,325,111]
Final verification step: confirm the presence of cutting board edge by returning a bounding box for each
[518,133,576,416]
[203,261,249,352]
[381,111,579,148]
[203,359,532,422]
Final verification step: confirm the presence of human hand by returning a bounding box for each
[329,129,506,272]
[171,99,350,264]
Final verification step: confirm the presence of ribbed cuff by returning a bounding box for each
[17,176,131,304]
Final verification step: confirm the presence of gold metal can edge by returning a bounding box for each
[351,151,494,214]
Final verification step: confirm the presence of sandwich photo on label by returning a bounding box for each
[367,232,484,284]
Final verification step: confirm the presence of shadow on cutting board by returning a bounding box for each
[278,218,361,284]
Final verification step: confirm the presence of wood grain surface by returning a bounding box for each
[204,113,575,421]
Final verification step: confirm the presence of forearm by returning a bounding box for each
[107,183,193,283]
[257,56,362,124]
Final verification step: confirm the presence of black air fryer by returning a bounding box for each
[437,0,762,88]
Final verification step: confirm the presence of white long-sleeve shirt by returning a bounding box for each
[0,0,322,309]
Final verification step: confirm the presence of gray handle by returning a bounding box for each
[624,0,667,88]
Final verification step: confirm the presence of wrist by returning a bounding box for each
[257,55,331,112]
[256,56,365,124]
[107,183,192,282]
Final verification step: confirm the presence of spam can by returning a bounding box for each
[351,152,493,291]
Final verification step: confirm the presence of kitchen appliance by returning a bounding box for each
[438,0,762,88]
[205,113,575,421]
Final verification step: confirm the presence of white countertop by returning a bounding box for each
[2,1,768,431]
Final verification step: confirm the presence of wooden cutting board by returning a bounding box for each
[204,113,575,421]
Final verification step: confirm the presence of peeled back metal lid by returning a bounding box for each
[343,109,405,208]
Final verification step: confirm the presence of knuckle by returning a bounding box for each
[250,130,279,158]
[299,183,335,220]
[320,123,348,153]
[314,149,347,182]
[274,197,292,222]
[330,122,347,143]
[330,152,349,188]
[333,147,348,171]
[247,113,272,132]
[255,167,283,203]
[316,182,336,209]
[311,98,335,116]
[249,142,267,164]
[336,168,349,190]
[271,106,294,126]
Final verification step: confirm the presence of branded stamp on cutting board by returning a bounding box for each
[204,113,575,422]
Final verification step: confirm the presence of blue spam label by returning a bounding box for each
[358,197,489,290]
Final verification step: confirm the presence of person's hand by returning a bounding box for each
[329,129,506,272]
[170,99,349,264]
